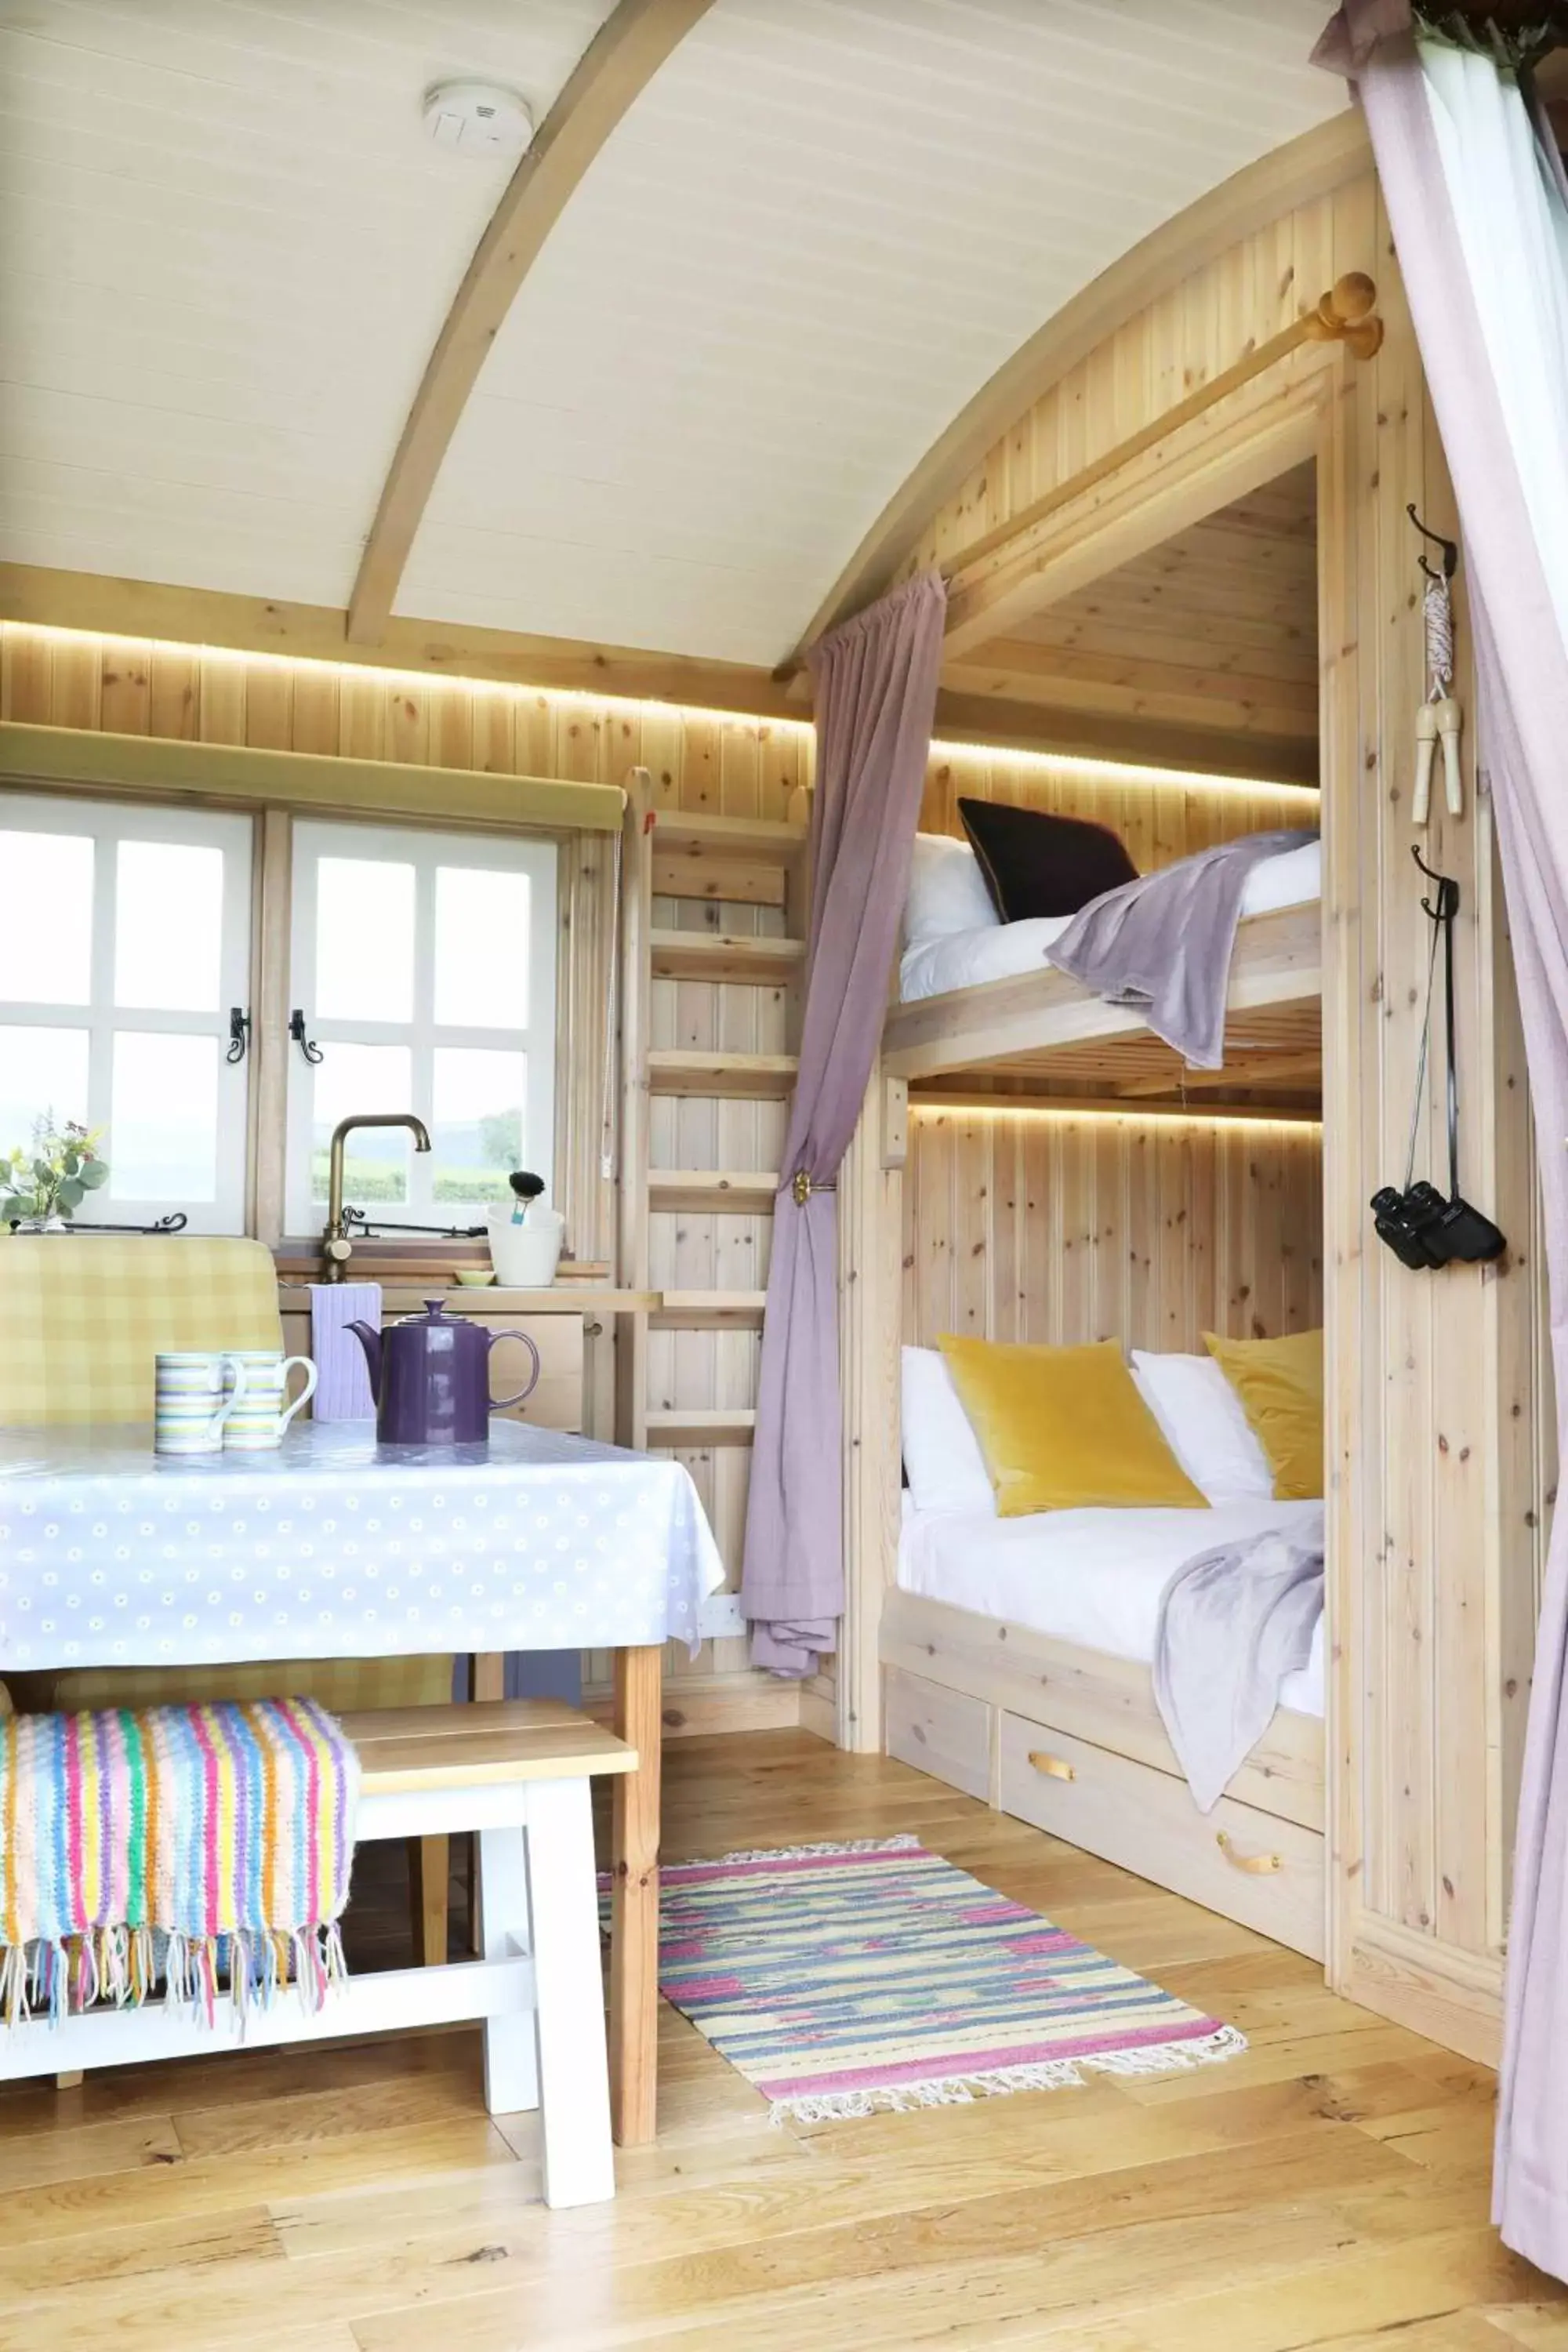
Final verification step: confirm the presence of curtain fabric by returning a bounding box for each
[740,571,948,1676]
[1317,0,1568,2278]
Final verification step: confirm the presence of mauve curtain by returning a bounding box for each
[741,571,948,1676]
[1317,0,1568,2278]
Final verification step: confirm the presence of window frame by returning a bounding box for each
[0,790,255,1236]
[282,817,557,1240]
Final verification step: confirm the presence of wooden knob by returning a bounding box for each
[1328,270,1377,323]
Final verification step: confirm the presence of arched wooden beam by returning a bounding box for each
[347,0,717,648]
[782,106,1370,670]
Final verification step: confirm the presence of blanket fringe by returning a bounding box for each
[1,1921,348,2030]
[768,2025,1249,2124]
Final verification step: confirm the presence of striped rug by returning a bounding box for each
[652,1835,1245,2122]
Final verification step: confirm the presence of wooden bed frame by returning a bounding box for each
[882,898,1321,1106]
[882,1585,1325,1959]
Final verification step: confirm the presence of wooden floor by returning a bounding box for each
[0,1730,1560,2351]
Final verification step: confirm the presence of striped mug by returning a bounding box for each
[154,1352,248,1456]
[221,1349,318,1451]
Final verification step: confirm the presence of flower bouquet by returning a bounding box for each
[1,1116,110,1230]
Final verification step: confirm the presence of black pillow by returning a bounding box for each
[958,797,1138,924]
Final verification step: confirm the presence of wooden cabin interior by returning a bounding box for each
[0,4,1562,2345]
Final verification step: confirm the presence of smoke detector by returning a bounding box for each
[423,81,534,160]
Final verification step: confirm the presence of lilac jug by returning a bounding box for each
[348,1299,541,1446]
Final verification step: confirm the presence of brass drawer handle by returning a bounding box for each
[1216,1830,1282,1875]
[1028,1750,1076,1782]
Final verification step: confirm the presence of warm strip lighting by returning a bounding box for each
[909,1101,1321,1134]
[927,737,1321,800]
[5,623,818,741]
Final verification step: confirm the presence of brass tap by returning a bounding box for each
[322,1113,432,1280]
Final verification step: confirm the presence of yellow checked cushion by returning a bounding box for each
[938,1335,1206,1516]
[0,1235,282,1425]
[41,1655,454,1714]
[1204,1327,1324,1501]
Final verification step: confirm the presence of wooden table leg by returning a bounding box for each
[473,1652,505,1703]
[609,1642,662,2147]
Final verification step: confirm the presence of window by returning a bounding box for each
[0,793,252,1234]
[285,822,556,1236]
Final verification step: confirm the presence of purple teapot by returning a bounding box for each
[349,1299,540,1446]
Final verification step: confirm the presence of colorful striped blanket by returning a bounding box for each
[0,1700,360,2025]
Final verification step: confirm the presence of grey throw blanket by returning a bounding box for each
[1152,1510,1324,1814]
[1045,830,1319,1068]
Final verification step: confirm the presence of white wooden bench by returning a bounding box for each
[6,1700,636,2210]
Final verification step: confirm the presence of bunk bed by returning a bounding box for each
[876,826,1327,1957]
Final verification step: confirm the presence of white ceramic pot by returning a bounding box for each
[486,1206,564,1288]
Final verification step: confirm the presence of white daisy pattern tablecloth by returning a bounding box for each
[0,1421,725,1671]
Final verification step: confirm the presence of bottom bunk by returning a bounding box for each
[881,1577,1325,1962]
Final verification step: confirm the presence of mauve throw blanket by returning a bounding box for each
[1047,831,1319,1069]
[1153,1512,1325,1815]
[741,572,948,1676]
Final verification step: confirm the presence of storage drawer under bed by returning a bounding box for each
[997,1712,1326,1961]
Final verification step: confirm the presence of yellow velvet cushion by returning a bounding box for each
[1204,1328,1324,1501]
[937,1336,1207,1516]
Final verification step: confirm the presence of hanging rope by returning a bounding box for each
[1414,567,1464,825]
[1423,571,1455,703]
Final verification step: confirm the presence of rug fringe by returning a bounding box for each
[695,1835,924,1865]
[768,2026,1249,2124]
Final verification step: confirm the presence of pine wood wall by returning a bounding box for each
[869,165,1553,2060]
[903,1108,1323,1354]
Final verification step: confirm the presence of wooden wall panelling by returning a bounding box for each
[899,1108,1323,1354]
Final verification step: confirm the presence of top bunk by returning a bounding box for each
[883,889,1321,1109]
[884,463,1323,1116]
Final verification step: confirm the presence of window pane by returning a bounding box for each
[315,858,414,1022]
[432,1047,528,1207]
[115,840,224,1011]
[0,833,93,1004]
[434,866,531,1028]
[309,1043,414,1207]
[111,1033,219,1202]
[0,1028,90,1171]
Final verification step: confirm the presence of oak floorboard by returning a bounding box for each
[0,1732,1555,2352]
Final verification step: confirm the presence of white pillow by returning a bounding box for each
[1131,1350,1274,1504]
[904,833,999,948]
[901,1345,996,1517]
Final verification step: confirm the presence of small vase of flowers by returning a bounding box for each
[1,1116,110,1231]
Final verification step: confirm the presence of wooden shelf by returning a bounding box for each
[645,1406,758,1447]
[649,929,804,985]
[647,1050,798,1100]
[648,1170,779,1214]
[652,1290,768,1329]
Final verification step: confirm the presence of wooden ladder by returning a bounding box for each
[615,764,810,1550]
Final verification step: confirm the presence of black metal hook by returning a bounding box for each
[1407,503,1458,585]
[1412,842,1460,921]
[226,1006,251,1065]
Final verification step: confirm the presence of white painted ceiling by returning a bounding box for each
[0,0,1348,667]
[0,0,616,604]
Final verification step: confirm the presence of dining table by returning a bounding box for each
[0,1416,726,2145]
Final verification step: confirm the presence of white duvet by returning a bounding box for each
[898,1493,1326,1718]
[899,837,1321,1005]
